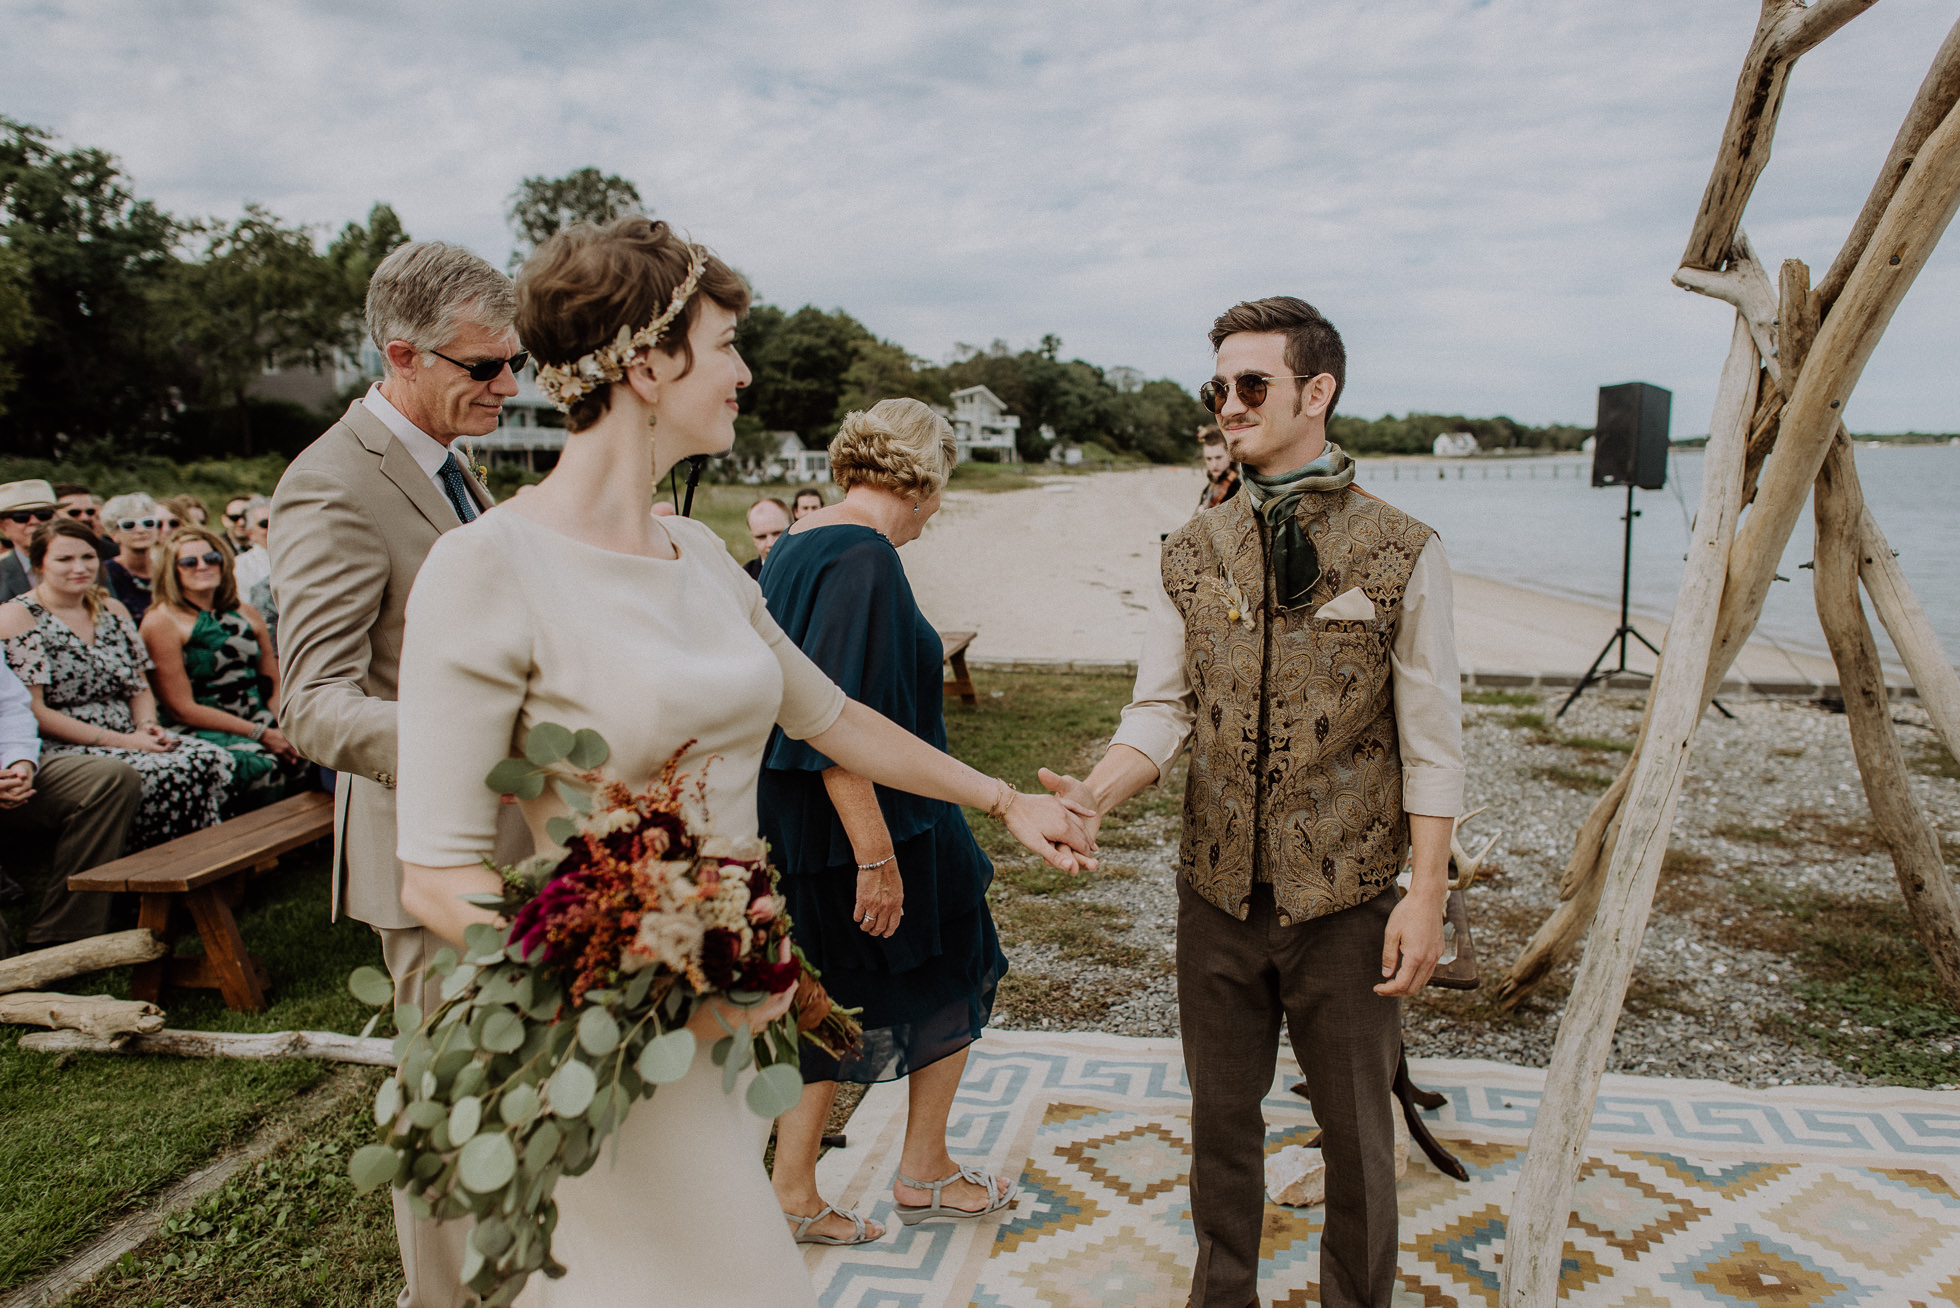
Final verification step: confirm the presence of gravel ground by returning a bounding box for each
[988,689,1960,1090]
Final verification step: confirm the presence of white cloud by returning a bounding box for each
[8,0,1955,430]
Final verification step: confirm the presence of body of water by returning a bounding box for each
[1352,443,1958,679]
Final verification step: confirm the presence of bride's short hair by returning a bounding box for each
[516,217,749,433]
[829,399,957,499]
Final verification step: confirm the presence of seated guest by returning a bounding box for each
[0,655,143,958]
[53,482,117,560]
[791,485,826,520]
[221,496,253,554]
[1,480,60,603]
[231,495,273,601]
[744,496,791,579]
[762,399,1015,1245]
[0,520,234,850]
[160,494,210,528]
[141,526,307,812]
[100,492,164,622]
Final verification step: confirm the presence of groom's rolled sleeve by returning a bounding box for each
[1392,536,1465,817]
[1109,573,1195,778]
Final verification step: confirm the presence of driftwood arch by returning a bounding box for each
[1494,3,1960,1303]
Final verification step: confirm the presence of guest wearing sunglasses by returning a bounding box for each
[1,480,62,603]
[99,492,166,623]
[141,526,308,813]
[222,497,254,553]
[231,496,274,603]
[269,239,527,1307]
[53,482,119,561]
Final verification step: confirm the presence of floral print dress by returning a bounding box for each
[178,607,308,811]
[3,596,233,849]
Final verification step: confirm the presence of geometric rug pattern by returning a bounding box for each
[806,1030,1960,1307]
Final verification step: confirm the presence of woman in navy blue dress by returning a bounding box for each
[760,399,1017,1247]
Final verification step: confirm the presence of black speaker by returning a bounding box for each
[1591,382,1670,490]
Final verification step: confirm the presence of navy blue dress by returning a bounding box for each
[758,524,1007,1083]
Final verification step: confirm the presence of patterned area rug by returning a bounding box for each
[805,1030,1960,1307]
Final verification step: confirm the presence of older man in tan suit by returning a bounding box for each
[270,241,526,1308]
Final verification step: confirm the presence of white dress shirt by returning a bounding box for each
[363,383,459,487]
[1110,534,1466,818]
[1,657,41,771]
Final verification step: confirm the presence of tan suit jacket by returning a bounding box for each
[270,398,498,929]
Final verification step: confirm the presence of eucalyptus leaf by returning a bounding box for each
[480,1009,526,1054]
[372,1078,402,1127]
[523,722,575,767]
[485,757,539,796]
[746,1063,806,1119]
[722,1050,740,1094]
[359,1011,381,1040]
[552,778,594,815]
[460,893,507,909]
[430,946,459,976]
[711,1036,732,1068]
[458,1133,518,1193]
[662,987,685,1020]
[623,968,654,1009]
[462,922,504,958]
[544,816,579,847]
[412,1153,444,1183]
[546,1060,597,1118]
[450,1096,483,1144]
[478,972,521,1006]
[394,1002,423,1035]
[472,1215,515,1258]
[576,1007,619,1057]
[513,975,535,1013]
[500,1082,541,1126]
[405,1100,445,1131]
[526,1118,562,1171]
[561,1120,591,1170]
[566,728,609,769]
[453,1062,488,1099]
[527,979,563,1021]
[440,963,480,1002]
[728,1024,753,1070]
[348,966,394,1008]
[433,1047,473,1086]
[422,1070,440,1101]
[349,1144,400,1194]
[459,1240,486,1284]
[635,1030,695,1084]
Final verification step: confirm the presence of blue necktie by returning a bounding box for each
[438,453,480,524]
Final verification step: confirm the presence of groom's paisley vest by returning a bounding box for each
[1162,485,1433,925]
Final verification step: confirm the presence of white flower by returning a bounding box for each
[629,913,706,974]
[700,834,766,863]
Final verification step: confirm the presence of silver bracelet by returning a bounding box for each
[249,721,268,742]
[856,854,894,871]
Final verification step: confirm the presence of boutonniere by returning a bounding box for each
[1208,569,1254,630]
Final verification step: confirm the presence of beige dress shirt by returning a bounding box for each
[1111,534,1465,817]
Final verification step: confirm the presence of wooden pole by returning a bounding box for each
[1859,507,1960,761]
[0,992,164,1040]
[1813,434,1960,1004]
[16,1027,395,1066]
[0,930,166,996]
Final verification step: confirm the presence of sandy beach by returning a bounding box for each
[902,465,1838,684]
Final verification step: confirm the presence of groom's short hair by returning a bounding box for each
[366,242,515,360]
[1208,297,1346,420]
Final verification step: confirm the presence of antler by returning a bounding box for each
[1448,806,1500,892]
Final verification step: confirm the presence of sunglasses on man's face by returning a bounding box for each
[252,518,269,531]
[59,507,94,519]
[1197,373,1319,415]
[223,511,248,523]
[5,509,55,525]
[432,349,529,383]
[117,517,160,531]
[176,551,225,570]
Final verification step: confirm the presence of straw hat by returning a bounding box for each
[0,480,58,514]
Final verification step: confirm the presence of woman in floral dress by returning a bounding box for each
[141,524,308,813]
[0,519,233,849]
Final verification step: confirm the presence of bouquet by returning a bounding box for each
[346,724,860,1306]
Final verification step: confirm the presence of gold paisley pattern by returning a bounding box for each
[1163,487,1434,924]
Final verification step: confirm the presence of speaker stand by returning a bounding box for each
[1556,483,1731,720]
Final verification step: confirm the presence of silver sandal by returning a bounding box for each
[892,1165,1019,1226]
[782,1204,882,1246]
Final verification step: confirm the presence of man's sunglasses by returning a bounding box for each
[5,509,55,525]
[1198,373,1319,415]
[223,511,248,523]
[432,350,528,383]
[116,517,160,531]
[59,507,94,520]
[176,551,226,570]
[251,518,269,531]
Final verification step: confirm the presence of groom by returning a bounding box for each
[1043,297,1462,1308]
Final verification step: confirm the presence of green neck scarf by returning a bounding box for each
[1242,443,1355,610]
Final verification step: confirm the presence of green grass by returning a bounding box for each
[0,846,390,1295]
[1532,764,1615,792]
[1557,733,1634,754]
[1463,689,1539,707]
[1714,821,1798,846]
[1910,739,1960,781]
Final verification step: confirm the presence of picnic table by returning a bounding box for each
[939,630,979,706]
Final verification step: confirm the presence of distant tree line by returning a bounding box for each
[1,119,1589,465]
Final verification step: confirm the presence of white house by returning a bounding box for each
[1432,431,1479,458]
[945,385,1021,462]
[768,432,832,483]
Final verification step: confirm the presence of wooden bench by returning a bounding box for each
[938,630,979,706]
[67,791,334,1013]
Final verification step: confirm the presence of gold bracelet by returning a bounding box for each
[986,777,1017,821]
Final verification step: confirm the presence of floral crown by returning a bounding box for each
[533,243,708,410]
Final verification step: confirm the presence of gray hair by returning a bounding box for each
[364,241,516,368]
[101,491,159,527]
[246,494,271,512]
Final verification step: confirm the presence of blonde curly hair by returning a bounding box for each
[827,399,957,499]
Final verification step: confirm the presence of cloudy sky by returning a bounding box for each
[7,0,1956,432]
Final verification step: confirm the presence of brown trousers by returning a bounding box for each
[1178,880,1402,1308]
[0,755,141,950]
[380,924,479,1308]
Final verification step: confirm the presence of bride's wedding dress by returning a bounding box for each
[395,508,847,1307]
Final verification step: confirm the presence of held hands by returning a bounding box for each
[1376,886,1446,996]
[1001,788,1099,874]
[117,725,177,754]
[1036,769,1104,847]
[0,762,35,809]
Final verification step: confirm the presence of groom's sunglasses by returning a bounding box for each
[1198,372,1319,414]
[431,350,528,383]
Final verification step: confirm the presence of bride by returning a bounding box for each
[391,216,1096,1307]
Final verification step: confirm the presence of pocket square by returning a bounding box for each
[1315,587,1375,622]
